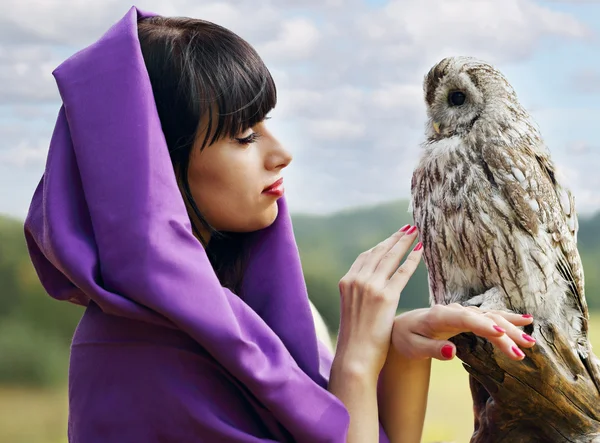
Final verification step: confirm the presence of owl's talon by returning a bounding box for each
[462,288,507,312]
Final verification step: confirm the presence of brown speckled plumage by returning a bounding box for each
[410,56,600,391]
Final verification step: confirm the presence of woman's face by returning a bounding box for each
[187,120,292,237]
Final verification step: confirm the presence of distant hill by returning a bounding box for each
[291,200,430,328]
[291,200,600,329]
[1,201,599,385]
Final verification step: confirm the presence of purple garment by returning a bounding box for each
[24,6,390,442]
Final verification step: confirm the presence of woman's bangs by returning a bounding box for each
[207,64,277,145]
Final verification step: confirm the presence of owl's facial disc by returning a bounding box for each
[432,89,468,134]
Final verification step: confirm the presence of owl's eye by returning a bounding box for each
[448,91,466,106]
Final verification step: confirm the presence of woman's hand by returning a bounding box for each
[391,304,536,361]
[328,224,422,443]
[334,224,422,380]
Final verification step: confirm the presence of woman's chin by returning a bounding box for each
[259,203,279,229]
[234,204,279,233]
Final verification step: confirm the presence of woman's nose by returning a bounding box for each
[267,139,292,170]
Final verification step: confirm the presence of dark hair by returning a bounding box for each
[137,16,277,293]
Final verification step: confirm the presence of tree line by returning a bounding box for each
[2,200,600,386]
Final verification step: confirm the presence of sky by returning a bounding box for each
[1,0,600,218]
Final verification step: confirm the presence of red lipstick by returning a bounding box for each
[263,177,284,197]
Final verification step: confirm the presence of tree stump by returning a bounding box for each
[450,321,600,442]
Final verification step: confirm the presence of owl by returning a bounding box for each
[410,56,600,393]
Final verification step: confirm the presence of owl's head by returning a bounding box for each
[423,56,518,138]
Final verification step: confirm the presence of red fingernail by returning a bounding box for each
[441,345,454,359]
[413,242,423,251]
[493,325,505,334]
[522,314,533,319]
[406,225,417,235]
[399,224,411,232]
[522,333,536,343]
[512,346,525,358]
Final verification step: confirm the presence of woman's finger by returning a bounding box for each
[342,225,410,279]
[465,306,535,327]
[386,240,423,293]
[489,310,535,327]
[357,225,413,276]
[424,307,529,361]
[484,312,536,349]
[370,226,419,281]
[413,336,457,362]
[421,304,504,339]
[392,324,456,361]
[484,330,527,360]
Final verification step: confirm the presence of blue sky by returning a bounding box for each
[1,0,600,217]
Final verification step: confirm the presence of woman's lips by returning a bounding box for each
[263,178,284,196]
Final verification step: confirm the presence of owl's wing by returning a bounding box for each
[411,165,447,305]
[481,139,588,325]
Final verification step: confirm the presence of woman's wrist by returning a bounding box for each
[329,353,381,443]
[331,345,383,385]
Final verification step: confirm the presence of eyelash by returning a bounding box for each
[234,116,270,145]
[235,132,261,145]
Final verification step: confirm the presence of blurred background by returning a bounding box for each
[1,0,600,442]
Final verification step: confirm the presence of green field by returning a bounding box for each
[4,204,600,442]
[1,315,598,443]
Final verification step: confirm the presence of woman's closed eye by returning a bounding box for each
[235,132,261,145]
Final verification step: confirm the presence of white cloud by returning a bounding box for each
[0,140,48,167]
[371,83,424,114]
[558,162,600,215]
[258,18,321,60]
[355,0,591,73]
[307,119,366,140]
[525,106,600,215]
[0,0,597,217]
[542,0,600,3]
[1,0,126,45]
[0,46,61,103]
[570,68,600,93]
[566,140,593,154]
[273,88,323,118]
[267,0,349,6]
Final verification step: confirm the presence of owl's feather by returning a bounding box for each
[481,139,588,331]
[410,56,600,392]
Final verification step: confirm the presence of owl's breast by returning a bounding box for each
[411,136,510,297]
[412,138,563,309]
[413,136,496,215]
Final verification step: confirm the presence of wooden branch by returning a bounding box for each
[450,321,600,442]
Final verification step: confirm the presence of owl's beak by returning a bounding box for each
[432,121,441,134]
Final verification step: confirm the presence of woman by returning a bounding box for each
[24,7,535,443]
